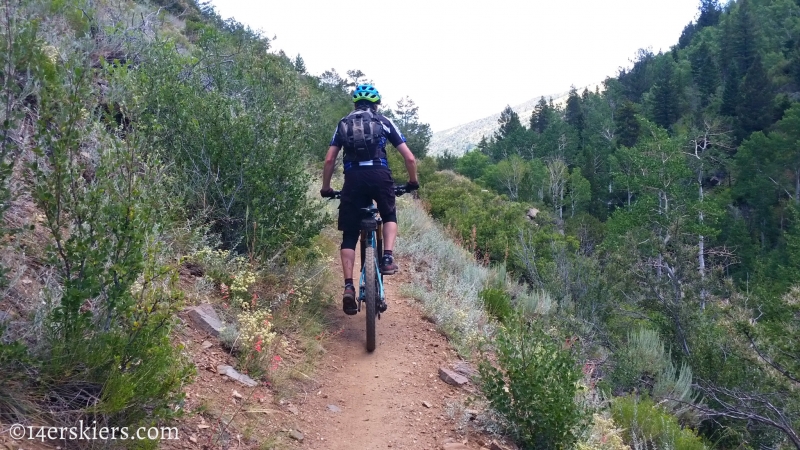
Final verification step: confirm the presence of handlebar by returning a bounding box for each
[323,185,412,200]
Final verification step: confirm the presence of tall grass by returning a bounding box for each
[395,196,494,353]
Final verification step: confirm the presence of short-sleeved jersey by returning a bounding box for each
[330,110,406,172]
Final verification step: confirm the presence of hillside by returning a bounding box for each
[422,0,800,448]
[4,0,800,449]
[428,83,601,156]
[0,2,542,449]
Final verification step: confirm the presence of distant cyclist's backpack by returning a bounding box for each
[338,108,384,161]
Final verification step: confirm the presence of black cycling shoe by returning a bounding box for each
[380,255,398,275]
[342,284,357,315]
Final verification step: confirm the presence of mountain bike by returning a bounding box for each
[329,185,407,352]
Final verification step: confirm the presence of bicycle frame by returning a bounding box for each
[325,184,407,318]
[358,210,384,311]
[324,184,409,351]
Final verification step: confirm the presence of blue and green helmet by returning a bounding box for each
[352,84,381,103]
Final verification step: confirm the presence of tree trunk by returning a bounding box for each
[699,172,706,309]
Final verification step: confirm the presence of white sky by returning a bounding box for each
[210,0,701,132]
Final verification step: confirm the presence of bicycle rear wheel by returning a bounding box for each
[364,246,377,352]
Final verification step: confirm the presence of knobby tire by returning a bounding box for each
[364,246,377,352]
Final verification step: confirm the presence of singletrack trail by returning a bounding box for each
[293,260,485,449]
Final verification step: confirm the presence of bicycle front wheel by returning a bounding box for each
[364,246,377,352]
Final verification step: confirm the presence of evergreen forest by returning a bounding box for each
[423,0,800,448]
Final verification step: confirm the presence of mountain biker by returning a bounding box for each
[320,84,419,315]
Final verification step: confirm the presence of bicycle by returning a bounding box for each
[327,185,408,352]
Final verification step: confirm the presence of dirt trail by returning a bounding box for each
[291,265,486,450]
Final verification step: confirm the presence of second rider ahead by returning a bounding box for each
[320,84,419,316]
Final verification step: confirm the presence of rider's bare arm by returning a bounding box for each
[322,145,340,190]
[395,143,418,184]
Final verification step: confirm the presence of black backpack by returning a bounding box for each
[338,108,385,161]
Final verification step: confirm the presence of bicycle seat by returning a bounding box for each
[360,205,379,216]
[359,205,380,231]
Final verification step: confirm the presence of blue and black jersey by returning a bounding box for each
[330,111,406,172]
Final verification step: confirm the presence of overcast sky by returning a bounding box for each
[209,0,701,132]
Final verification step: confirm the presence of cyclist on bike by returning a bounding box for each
[320,84,419,315]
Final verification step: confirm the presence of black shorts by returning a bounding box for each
[337,168,396,232]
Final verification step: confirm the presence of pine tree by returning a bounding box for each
[737,55,773,138]
[496,105,523,141]
[530,97,550,133]
[387,97,432,158]
[678,22,697,49]
[720,73,740,117]
[345,69,366,87]
[651,59,679,128]
[692,41,719,108]
[565,86,584,132]
[698,0,722,28]
[293,54,306,74]
[477,135,491,155]
[732,0,759,75]
[320,69,346,90]
[614,101,640,148]
[785,35,800,88]
[618,48,656,102]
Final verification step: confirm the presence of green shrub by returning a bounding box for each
[479,287,513,323]
[25,42,193,434]
[0,322,30,421]
[478,313,589,449]
[578,413,630,450]
[420,171,530,270]
[131,33,331,259]
[611,396,707,450]
[609,328,697,421]
[515,289,555,317]
[0,0,55,289]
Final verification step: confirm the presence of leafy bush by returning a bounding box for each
[18,30,193,434]
[131,31,331,258]
[478,313,588,449]
[611,396,707,450]
[479,287,513,323]
[420,170,530,270]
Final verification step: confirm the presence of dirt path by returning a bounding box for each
[154,248,504,450]
[290,266,486,450]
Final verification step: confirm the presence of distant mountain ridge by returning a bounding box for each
[428,83,600,156]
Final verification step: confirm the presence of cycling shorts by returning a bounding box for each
[337,168,397,232]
